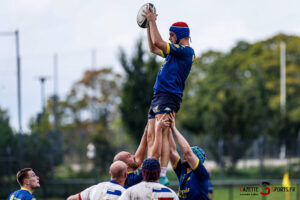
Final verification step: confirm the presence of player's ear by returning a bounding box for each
[23,178,29,185]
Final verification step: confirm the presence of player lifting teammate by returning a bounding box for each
[168,112,210,200]
[142,5,195,185]
[114,116,169,188]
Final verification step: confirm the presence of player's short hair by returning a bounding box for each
[17,168,32,186]
[141,158,161,182]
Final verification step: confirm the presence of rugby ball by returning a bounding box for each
[137,3,156,28]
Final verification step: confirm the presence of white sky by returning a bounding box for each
[0,0,299,132]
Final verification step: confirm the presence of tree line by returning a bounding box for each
[0,34,300,181]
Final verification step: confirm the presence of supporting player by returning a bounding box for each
[66,161,128,200]
[7,168,40,200]
[168,112,210,200]
[119,158,179,200]
[114,116,169,188]
[143,6,195,185]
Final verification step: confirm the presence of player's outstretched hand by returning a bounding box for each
[170,112,176,129]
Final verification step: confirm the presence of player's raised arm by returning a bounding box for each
[169,112,198,168]
[134,123,148,166]
[147,27,163,56]
[168,129,180,166]
[143,6,168,53]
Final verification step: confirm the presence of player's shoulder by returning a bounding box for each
[132,168,143,177]
[169,43,195,56]
[13,190,36,200]
[169,43,193,50]
[110,181,126,190]
[161,184,176,192]
[183,45,195,54]
[131,180,145,187]
[11,189,35,199]
[98,181,123,188]
[128,168,141,174]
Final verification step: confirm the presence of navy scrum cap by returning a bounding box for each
[142,158,161,181]
[142,158,160,170]
[169,22,190,44]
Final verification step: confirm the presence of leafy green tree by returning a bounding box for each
[179,34,300,168]
[59,68,122,175]
[21,132,53,179]
[0,108,15,152]
[119,39,160,144]
[0,107,17,179]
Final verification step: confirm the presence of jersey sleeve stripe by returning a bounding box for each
[192,158,199,171]
[78,193,82,200]
[172,156,181,169]
[160,50,165,58]
[166,42,170,54]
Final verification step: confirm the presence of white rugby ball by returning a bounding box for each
[137,3,156,28]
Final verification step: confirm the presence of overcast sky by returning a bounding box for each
[1,0,299,132]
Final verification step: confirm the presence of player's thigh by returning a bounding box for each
[147,118,156,146]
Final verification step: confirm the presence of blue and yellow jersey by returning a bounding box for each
[124,168,143,189]
[153,42,195,99]
[7,188,37,200]
[173,157,210,200]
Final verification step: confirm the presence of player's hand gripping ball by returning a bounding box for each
[137,3,156,28]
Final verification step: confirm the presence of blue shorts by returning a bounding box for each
[148,92,182,119]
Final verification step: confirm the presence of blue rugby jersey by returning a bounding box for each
[153,42,195,99]
[173,157,210,200]
[124,168,143,189]
[7,188,37,200]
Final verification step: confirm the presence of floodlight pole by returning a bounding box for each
[0,30,23,168]
[38,76,49,113]
[15,30,24,169]
[280,42,286,117]
[53,53,59,132]
[16,30,22,130]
